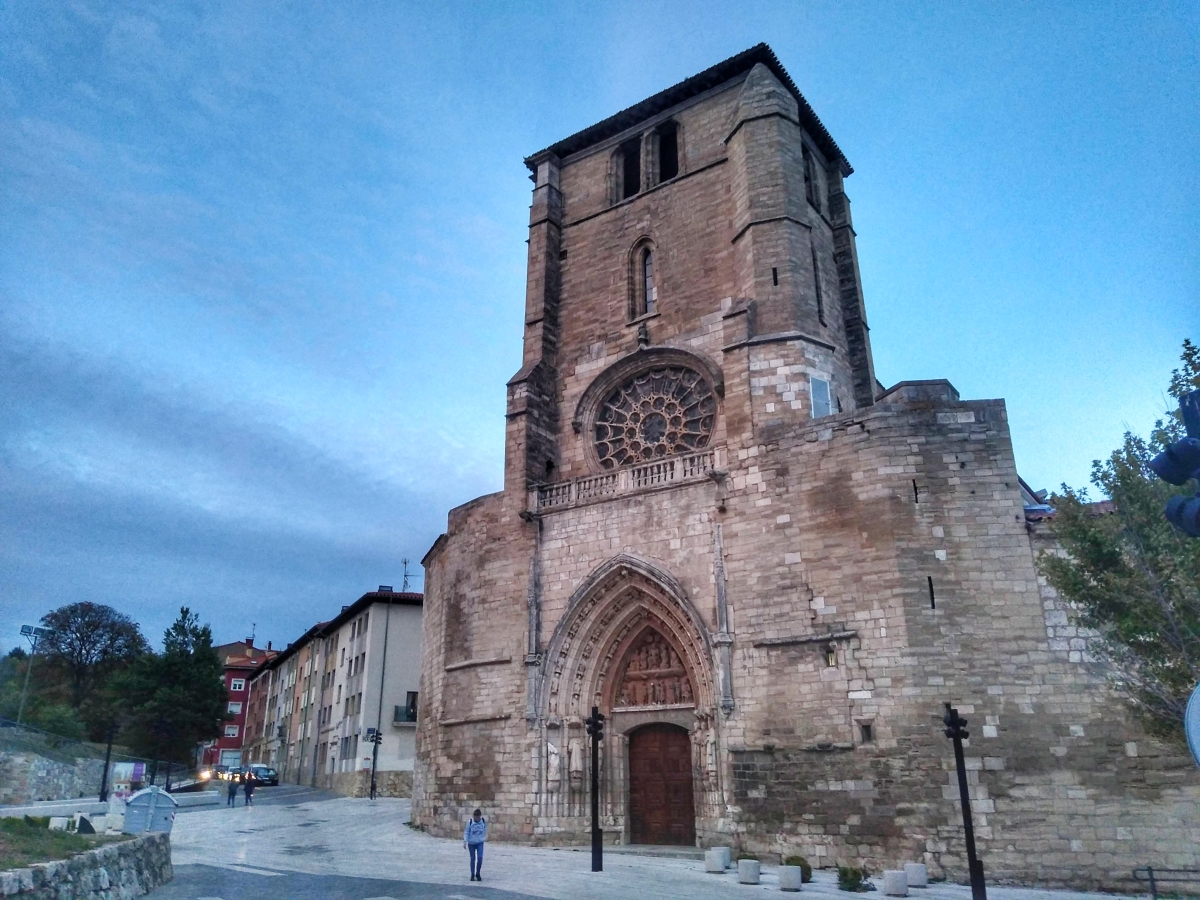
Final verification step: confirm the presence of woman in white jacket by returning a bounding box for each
[462,808,487,881]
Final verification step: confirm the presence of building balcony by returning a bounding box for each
[530,446,725,513]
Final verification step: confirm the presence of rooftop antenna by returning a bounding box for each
[251,622,256,641]
[402,558,410,593]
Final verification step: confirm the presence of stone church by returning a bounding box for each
[412,45,1199,886]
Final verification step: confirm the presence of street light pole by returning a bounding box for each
[99,724,116,802]
[584,705,606,872]
[371,592,394,801]
[16,625,51,727]
[944,703,987,900]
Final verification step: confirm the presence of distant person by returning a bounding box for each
[226,775,238,807]
[243,772,256,807]
[463,808,487,881]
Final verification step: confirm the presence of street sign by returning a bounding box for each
[1186,683,1200,768]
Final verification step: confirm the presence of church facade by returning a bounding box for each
[412,45,1199,887]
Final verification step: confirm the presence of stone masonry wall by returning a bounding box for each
[415,387,1200,888]
[707,385,1200,888]
[323,768,413,799]
[0,752,105,806]
[0,832,171,900]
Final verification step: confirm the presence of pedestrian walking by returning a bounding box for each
[463,808,487,881]
[243,772,256,807]
[225,776,238,807]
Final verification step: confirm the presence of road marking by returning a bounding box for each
[223,864,285,876]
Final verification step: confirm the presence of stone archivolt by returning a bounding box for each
[537,554,714,724]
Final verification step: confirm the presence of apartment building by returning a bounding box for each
[244,588,422,797]
[201,637,274,769]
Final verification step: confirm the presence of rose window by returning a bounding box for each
[593,366,715,469]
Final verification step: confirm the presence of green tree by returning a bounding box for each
[117,608,228,763]
[39,602,148,709]
[1038,339,1200,741]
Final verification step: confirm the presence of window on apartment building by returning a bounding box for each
[230,679,245,692]
[224,725,239,738]
[811,377,832,419]
[363,612,368,631]
[405,691,418,722]
[227,702,242,715]
[340,648,345,666]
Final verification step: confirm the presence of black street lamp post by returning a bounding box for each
[584,705,606,872]
[943,703,987,900]
[98,724,116,802]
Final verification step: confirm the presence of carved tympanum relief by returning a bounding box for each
[614,628,695,708]
[593,366,715,469]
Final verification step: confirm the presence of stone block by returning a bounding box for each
[904,863,927,887]
[883,869,908,896]
[716,846,732,869]
[738,858,761,884]
[779,864,804,891]
[705,848,725,873]
[48,817,69,831]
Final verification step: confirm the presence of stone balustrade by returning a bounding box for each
[531,447,726,512]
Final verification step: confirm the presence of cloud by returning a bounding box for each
[0,327,466,647]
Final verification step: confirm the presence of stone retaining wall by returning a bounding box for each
[324,769,413,799]
[0,752,104,805]
[0,832,171,899]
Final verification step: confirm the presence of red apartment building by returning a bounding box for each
[201,637,275,768]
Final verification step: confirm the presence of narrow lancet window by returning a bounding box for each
[642,249,655,315]
[803,144,820,210]
[811,243,826,325]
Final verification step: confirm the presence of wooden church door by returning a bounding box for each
[628,723,696,845]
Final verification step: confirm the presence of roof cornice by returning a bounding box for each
[524,44,851,176]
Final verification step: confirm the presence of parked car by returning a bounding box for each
[249,764,279,786]
[222,766,246,782]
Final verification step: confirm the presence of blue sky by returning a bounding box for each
[2,2,1197,650]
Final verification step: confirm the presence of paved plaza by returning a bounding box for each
[151,787,1143,900]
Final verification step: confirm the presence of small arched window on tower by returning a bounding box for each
[629,238,659,320]
[641,249,656,315]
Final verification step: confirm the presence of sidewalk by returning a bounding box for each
[167,796,1140,900]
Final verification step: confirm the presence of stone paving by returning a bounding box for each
[153,791,1143,900]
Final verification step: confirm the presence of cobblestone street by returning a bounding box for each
[149,789,1143,900]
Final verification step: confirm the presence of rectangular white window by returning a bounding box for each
[810,377,832,419]
[230,679,246,692]
[227,702,243,715]
[224,725,240,738]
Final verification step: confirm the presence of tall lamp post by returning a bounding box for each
[944,703,987,900]
[16,625,52,727]
[584,705,606,872]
